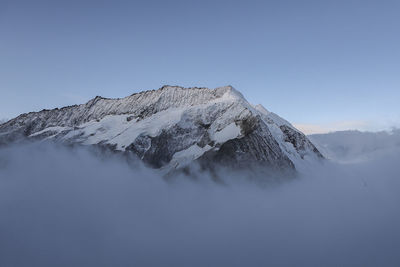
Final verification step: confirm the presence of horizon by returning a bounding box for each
[0,83,397,134]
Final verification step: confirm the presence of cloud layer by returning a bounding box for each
[295,120,400,134]
[0,142,399,266]
[310,129,400,162]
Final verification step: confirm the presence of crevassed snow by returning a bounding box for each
[108,108,185,150]
[62,108,185,150]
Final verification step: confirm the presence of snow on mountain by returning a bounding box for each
[0,85,323,173]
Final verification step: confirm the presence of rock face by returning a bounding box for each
[0,85,323,173]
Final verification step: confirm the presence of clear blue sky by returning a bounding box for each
[1,0,399,133]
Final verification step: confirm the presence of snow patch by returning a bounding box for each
[170,144,212,168]
[211,122,241,144]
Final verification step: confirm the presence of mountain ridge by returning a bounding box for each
[0,85,323,174]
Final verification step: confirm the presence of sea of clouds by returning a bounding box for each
[0,139,399,266]
[309,128,400,162]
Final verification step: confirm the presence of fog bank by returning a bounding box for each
[0,143,399,266]
[310,129,400,162]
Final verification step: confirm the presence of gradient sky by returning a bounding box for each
[1,0,399,133]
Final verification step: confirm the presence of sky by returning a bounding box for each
[0,0,399,133]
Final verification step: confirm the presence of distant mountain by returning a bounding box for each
[0,85,323,173]
[309,129,400,163]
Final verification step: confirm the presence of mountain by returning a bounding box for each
[0,85,323,173]
[309,129,400,163]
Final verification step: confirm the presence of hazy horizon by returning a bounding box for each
[0,83,398,134]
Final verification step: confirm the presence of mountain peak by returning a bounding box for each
[0,85,323,174]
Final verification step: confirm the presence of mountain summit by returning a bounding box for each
[0,85,323,173]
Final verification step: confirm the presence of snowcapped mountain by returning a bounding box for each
[0,85,323,173]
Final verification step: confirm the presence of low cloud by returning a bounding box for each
[0,142,399,266]
[310,128,400,162]
[294,119,400,134]
[294,120,372,134]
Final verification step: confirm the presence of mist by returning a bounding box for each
[1,142,400,266]
[309,128,400,163]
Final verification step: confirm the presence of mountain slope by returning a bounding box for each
[0,85,323,172]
